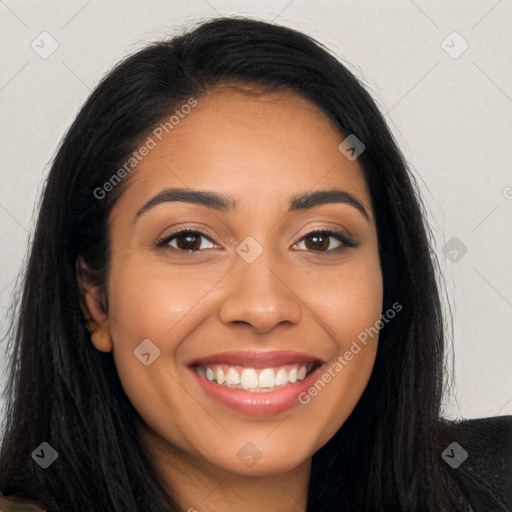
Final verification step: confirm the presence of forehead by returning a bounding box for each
[113,83,372,217]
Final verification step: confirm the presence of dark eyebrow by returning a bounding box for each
[135,188,370,222]
[135,189,235,220]
[288,189,370,221]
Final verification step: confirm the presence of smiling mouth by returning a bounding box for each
[192,361,321,392]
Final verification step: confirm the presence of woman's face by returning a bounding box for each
[85,83,383,477]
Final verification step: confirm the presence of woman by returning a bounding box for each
[0,16,510,512]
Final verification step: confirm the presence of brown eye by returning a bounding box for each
[157,230,216,252]
[295,230,355,253]
[304,233,330,251]
[175,233,202,251]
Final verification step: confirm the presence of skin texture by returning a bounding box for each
[80,83,383,512]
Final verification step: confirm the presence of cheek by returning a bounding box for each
[106,255,223,346]
[103,256,225,450]
[297,253,383,349]
[287,254,382,446]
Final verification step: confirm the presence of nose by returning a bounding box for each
[219,253,302,333]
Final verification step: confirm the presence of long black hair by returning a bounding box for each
[0,16,470,511]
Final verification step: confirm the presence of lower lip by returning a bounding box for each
[189,364,324,416]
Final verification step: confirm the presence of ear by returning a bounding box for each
[76,255,113,353]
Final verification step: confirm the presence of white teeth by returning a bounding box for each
[240,368,258,390]
[226,367,241,385]
[195,362,314,391]
[215,367,226,385]
[274,369,288,386]
[258,368,275,388]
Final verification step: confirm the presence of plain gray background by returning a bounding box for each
[1,0,511,423]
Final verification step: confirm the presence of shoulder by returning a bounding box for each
[0,494,47,511]
[438,415,512,512]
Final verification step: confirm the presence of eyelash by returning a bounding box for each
[155,228,356,256]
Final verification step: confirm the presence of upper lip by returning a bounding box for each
[188,350,325,369]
